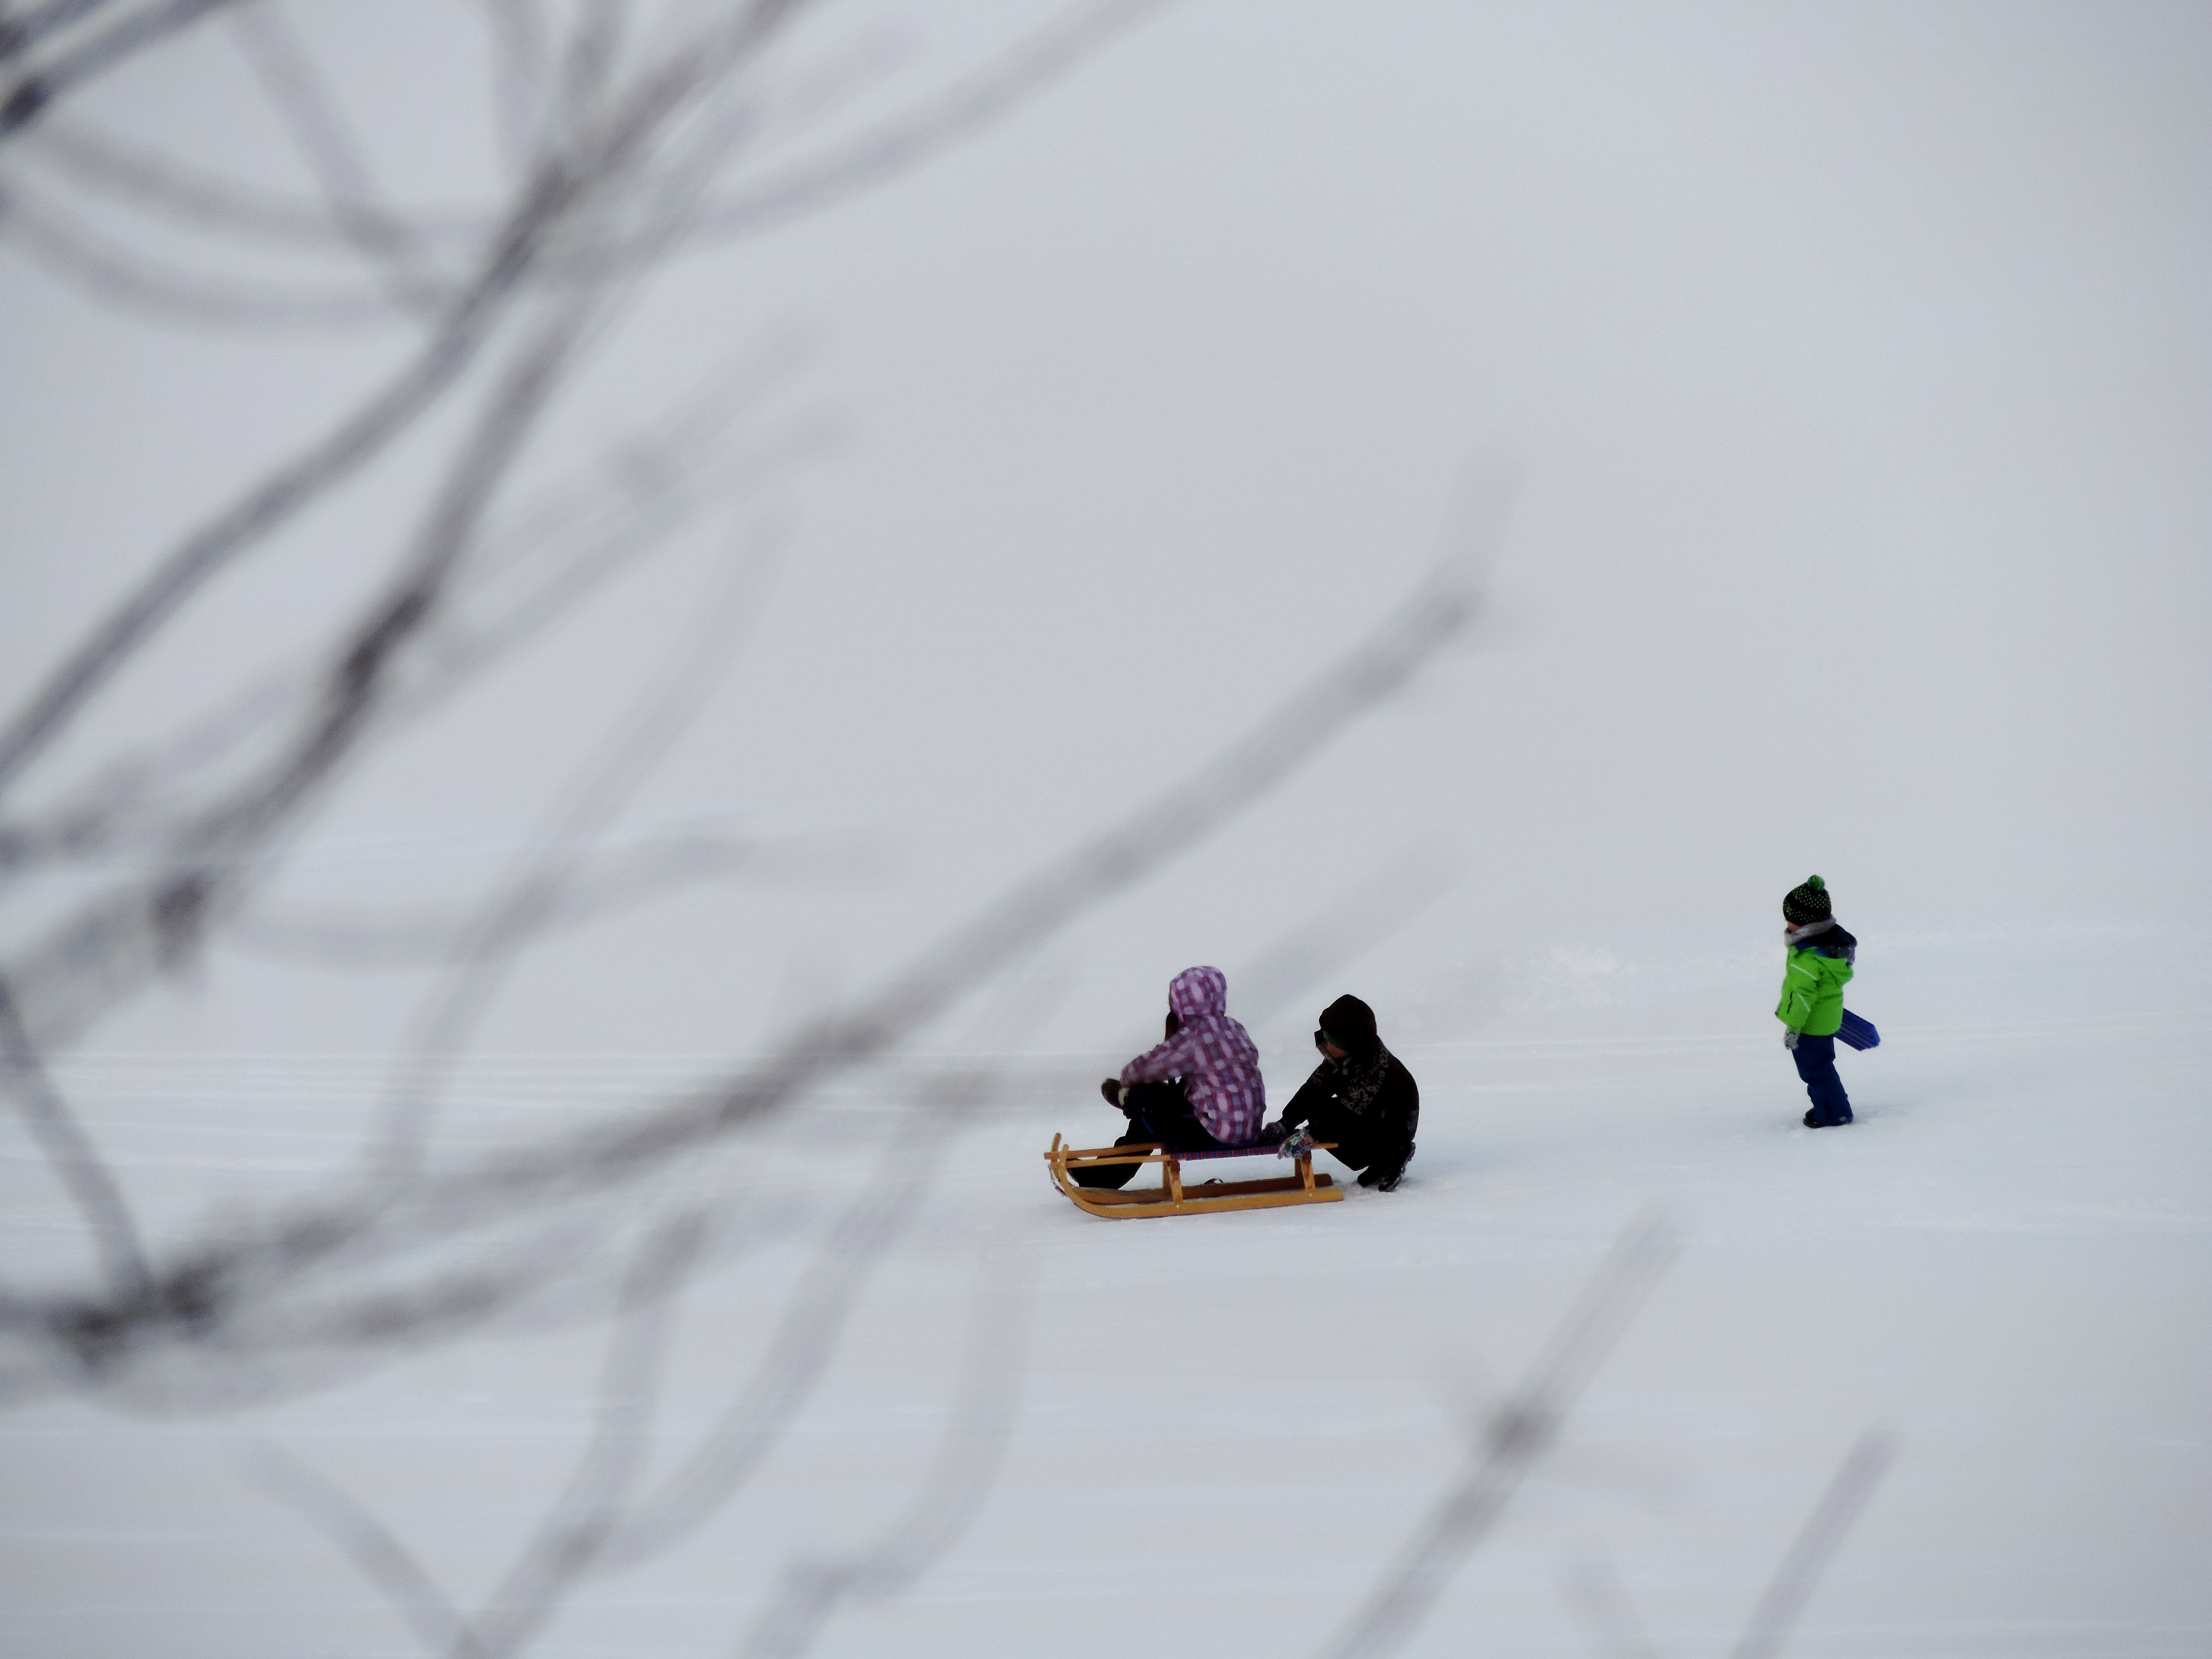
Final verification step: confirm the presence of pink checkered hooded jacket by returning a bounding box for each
[1119,965,1267,1145]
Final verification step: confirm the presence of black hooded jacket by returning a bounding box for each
[1279,1032,1419,1166]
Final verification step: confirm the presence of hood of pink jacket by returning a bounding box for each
[1167,965,1227,1026]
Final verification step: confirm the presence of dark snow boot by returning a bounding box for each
[1802,1108,1853,1129]
[1359,1142,1413,1190]
[1069,1130,1147,1189]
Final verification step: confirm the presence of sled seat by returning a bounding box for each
[1044,1132,1343,1220]
[1169,1141,1301,1162]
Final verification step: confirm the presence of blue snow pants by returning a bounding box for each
[1793,1033,1853,1125]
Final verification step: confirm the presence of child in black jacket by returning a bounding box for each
[1273,994,1419,1190]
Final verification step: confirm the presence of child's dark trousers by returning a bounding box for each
[1794,1033,1854,1125]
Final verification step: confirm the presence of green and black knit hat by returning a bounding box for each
[1782,875,1832,925]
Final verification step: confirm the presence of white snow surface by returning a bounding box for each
[5,941,2209,1658]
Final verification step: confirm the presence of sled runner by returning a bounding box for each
[1045,1133,1343,1219]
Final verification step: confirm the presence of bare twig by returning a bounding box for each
[0,2,124,66]
[251,1443,486,1659]
[0,332,820,881]
[0,662,299,874]
[695,0,1172,240]
[1,0,253,138]
[2,1,1168,319]
[1317,1213,1680,1659]
[0,0,817,801]
[339,1059,1014,1659]
[370,516,788,1180]
[243,1056,1012,1659]
[1230,841,1460,1022]
[1560,1551,1662,1659]
[595,0,1175,267]
[251,1216,706,1659]
[460,1214,707,1659]
[601,1070,991,1568]
[0,207,539,787]
[0,968,148,1294]
[739,1247,1040,1659]
[0,295,600,1078]
[548,0,638,160]
[0,176,406,326]
[1730,1430,1898,1659]
[224,829,873,968]
[12,115,478,245]
[478,0,550,173]
[224,3,443,312]
[403,340,832,694]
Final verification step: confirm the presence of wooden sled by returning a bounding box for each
[1045,1132,1342,1219]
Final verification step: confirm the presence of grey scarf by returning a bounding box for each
[1783,917,1835,948]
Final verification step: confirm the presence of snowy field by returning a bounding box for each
[5,935,2208,1657]
[3,3,2208,1657]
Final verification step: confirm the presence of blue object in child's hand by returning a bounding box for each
[1837,1009,1880,1051]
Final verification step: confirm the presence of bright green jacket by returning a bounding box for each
[1776,942,1853,1036]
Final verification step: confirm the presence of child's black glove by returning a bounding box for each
[1100,1077,1128,1107]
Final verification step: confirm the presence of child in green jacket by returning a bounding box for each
[1778,875,1855,1127]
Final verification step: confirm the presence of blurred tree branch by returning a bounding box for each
[0,0,255,137]
[1319,1214,1679,1659]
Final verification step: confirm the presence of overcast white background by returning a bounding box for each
[2,3,2208,1655]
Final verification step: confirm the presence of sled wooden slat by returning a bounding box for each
[1044,1133,1344,1220]
[1065,1173,1329,1208]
